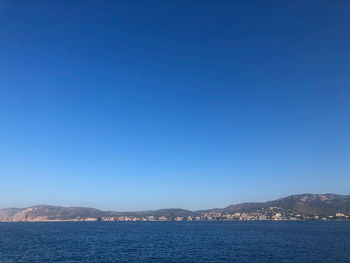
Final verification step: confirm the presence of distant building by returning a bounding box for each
[336,213,345,217]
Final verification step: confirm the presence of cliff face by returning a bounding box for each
[1,194,350,222]
[0,208,21,222]
[0,205,107,222]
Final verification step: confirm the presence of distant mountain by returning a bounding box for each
[217,193,350,217]
[109,208,194,218]
[0,208,21,222]
[0,205,106,222]
[1,194,349,222]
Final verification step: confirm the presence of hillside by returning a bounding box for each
[1,194,349,222]
[220,194,350,215]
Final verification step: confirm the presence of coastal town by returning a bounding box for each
[100,209,350,222]
[1,194,349,222]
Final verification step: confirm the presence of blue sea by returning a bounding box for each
[0,221,349,262]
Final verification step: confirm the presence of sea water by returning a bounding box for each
[0,221,349,262]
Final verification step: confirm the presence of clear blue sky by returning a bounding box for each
[0,1,349,211]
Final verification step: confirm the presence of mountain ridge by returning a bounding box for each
[1,193,350,222]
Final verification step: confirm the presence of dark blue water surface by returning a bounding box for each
[0,221,349,262]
